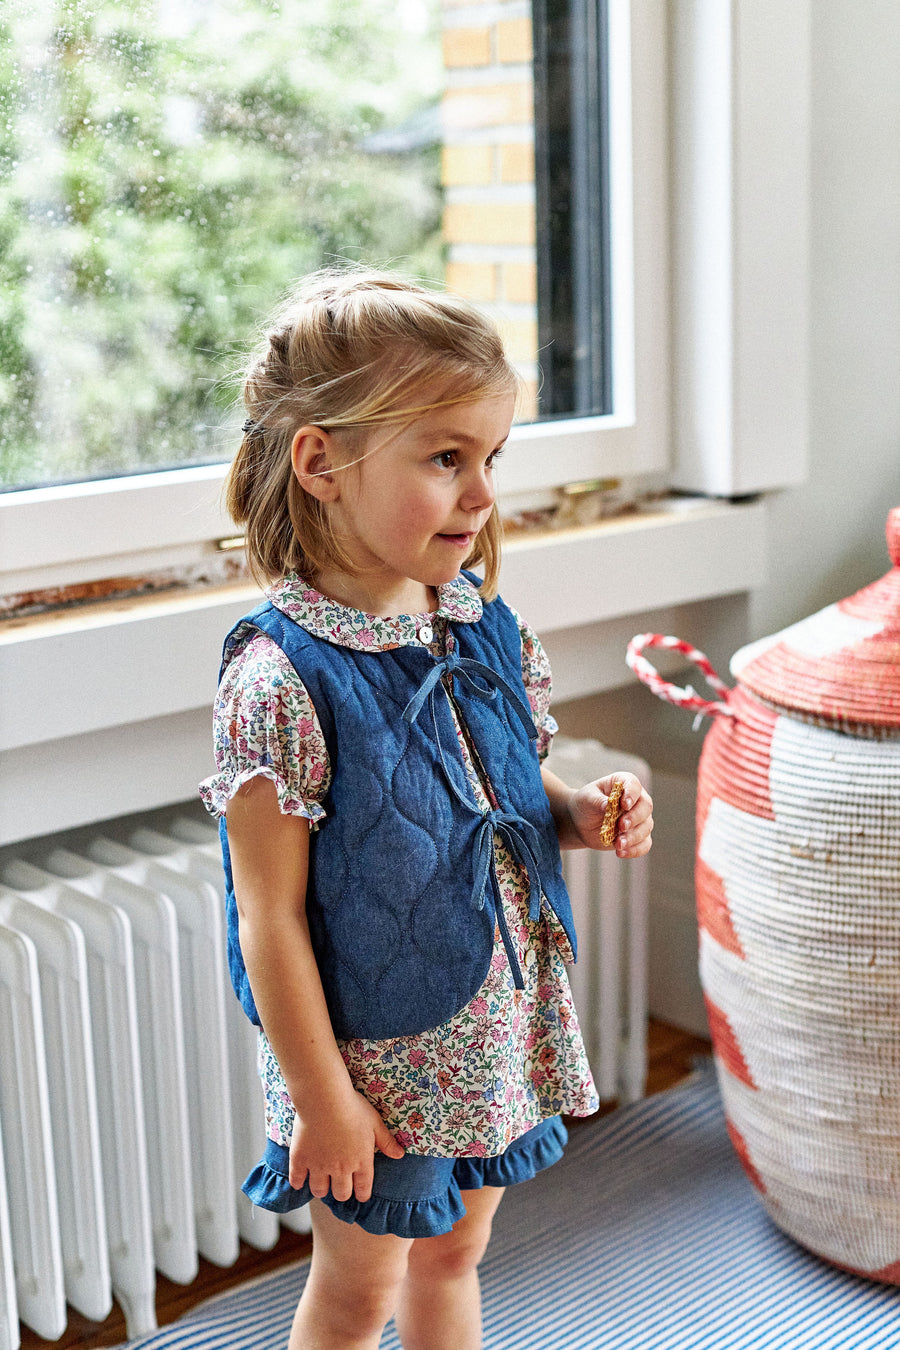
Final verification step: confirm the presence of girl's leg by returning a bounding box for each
[290,1199,412,1350]
[393,1186,505,1350]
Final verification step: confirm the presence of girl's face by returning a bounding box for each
[323,390,515,614]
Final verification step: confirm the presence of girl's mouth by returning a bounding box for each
[438,532,474,546]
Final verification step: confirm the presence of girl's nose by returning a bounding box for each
[460,464,496,512]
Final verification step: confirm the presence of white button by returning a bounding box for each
[418,624,434,645]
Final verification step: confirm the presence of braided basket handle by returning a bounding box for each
[626,634,735,721]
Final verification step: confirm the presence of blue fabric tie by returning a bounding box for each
[402,648,538,741]
[472,809,545,924]
[471,807,548,991]
[402,651,547,990]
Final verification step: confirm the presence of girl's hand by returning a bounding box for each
[567,773,653,857]
[288,1085,405,1204]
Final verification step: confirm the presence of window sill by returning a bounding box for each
[0,407,664,597]
[498,494,765,630]
[0,495,766,844]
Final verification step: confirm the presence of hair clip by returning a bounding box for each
[242,418,264,437]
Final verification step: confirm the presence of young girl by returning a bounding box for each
[201,268,653,1350]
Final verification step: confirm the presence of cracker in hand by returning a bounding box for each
[599,779,624,848]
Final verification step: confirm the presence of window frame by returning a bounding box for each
[0,0,669,596]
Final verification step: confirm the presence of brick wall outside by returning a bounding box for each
[440,1,538,419]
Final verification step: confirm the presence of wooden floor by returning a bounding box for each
[22,1019,711,1349]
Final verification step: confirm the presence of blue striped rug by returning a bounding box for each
[121,1070,900,1348]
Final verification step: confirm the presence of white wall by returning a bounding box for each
[751,0,900,639]
[556,0,900,1036]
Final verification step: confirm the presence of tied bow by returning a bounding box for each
[402,649,538,741]
[472,808,545,924]
[471,809,546,991]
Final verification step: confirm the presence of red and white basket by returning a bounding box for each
[628,507,900,1281]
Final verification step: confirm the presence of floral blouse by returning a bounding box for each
[201,573,598,1157]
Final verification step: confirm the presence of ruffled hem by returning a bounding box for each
[322,1189,466,1239]
[199,764,327,826]
[242,1154,304,1215]
[241,1143,466,1239]
[454,1115,567,1190]
[242,1118,567,1239]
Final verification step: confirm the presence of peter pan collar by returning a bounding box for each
[266,573,483,652]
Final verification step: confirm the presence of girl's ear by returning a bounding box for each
[291,426,341,502]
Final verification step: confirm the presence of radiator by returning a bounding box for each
[0,737,648,1347]
[546,736,650,1107]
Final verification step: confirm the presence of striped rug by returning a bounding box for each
[120,1070,900,1348]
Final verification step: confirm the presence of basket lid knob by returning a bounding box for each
[888,505,900,569]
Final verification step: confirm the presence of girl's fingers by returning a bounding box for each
[353,1166,375,1204]
[329,1169,354,1203]
[308,1168,332,1199]
[616,795,653,835]
[616,813,653,856]
[288,1159,309,1191]
[373,1116,406,1159]
[291,1159,371,1201]
[612,773,644,812]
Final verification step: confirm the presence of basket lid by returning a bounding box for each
[730,506,900,732]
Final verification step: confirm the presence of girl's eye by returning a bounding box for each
[431,447,503,469]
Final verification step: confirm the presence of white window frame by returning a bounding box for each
[0,0,670,598]
[669,0,810,498]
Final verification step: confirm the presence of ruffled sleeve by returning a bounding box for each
[199,631,330,824]
[508,606,558,762]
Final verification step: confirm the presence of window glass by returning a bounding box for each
[533,0,612,418]
[1,0,610,490]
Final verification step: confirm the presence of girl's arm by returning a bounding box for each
[225,775,404,1203]
[512,609,652,856]
[541,765,653,857]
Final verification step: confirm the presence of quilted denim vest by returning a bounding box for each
[218,584,576,1040]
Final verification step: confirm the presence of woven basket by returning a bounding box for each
[628,506,900,1280]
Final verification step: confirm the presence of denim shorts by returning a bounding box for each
[242,1115,567,1239]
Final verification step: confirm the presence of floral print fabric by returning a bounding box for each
[202,572,598,1157]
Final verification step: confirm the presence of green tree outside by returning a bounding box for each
[0,0,443,489]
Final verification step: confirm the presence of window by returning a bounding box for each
[0,0,444,489]
[0,0,670,592]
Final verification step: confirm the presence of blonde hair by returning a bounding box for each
[226,267,517,602]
